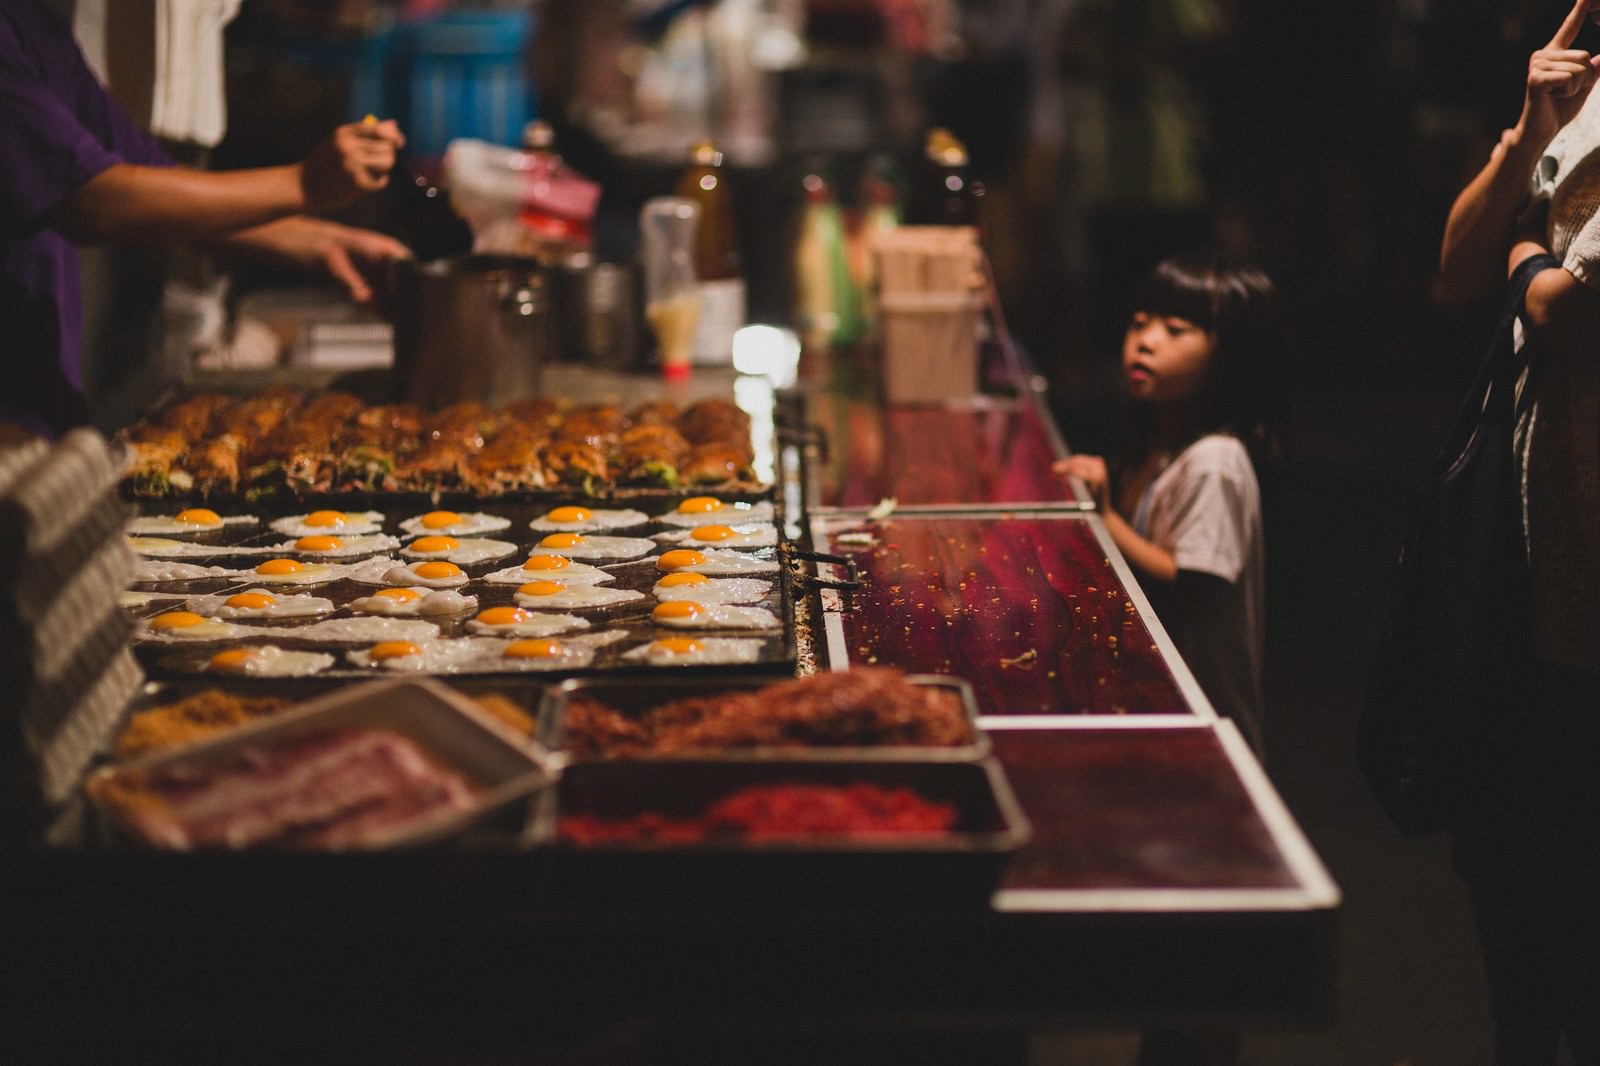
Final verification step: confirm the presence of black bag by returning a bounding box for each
[1356,253,1556,836]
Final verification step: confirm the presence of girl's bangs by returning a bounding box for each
[1133,258,1222,330]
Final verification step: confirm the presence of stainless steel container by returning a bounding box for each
[390,254,550,406]
[550,258,641,369]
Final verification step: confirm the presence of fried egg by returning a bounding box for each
[270,616,441,644]
[348,558,471,588]
[652,548,781,576]
[527,532,654,560]
[268,510,385,537]
[655,496,775,528]
[621,636,767,666]
[126,508,258,536]
[653,524,777,550]
[184,589,336,619]
[345,639,484,673]
[398,510,512,536]
[482,555,615,585]
[399,535,518,565]
[511,581,644,611]
[649,600,781,630]
[206,645,334,678]
[137,611,259,642]
[263,533,401,558]
[219,558,355,585]
[132,559,232,583]
[127,536,272,558]
[651,574,772,605]
[120,590,187,608]
[346,587,479,617]
[463,606,590,638]
[432,631,628,674]
[527,505,649,533]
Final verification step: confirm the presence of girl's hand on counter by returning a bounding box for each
[1054,455,1110,511]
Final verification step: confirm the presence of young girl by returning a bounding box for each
[1055,253,1288,753]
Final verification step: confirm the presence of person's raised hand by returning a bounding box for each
[299,117,405,214]
[1523,0,1600,148]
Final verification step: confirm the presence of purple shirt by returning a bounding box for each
[0,0,170,434]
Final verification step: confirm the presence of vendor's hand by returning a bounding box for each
[316,223,411,304]
[1521,0,1600,148]
[1053,455,1110,511]
[299,118,405,213]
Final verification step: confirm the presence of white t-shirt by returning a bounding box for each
[1133,433,1265,749]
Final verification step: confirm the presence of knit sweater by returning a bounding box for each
[1524,95,1600,677]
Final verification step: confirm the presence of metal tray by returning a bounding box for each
[103,675,549,764]
[124,494,801,680]
[537,757,1030,910]
[84,677,551,851]
[538,673,989,763]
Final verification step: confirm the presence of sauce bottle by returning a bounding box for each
[903,127,983,228]
[674,140,745,365]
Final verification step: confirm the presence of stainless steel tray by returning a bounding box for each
[85,677,551,851]
[538,673,989,763]
[536,756,1030,909]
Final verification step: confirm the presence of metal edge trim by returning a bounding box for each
[994,886,1337,914]
[1082,513,1220,724]
[1210,718,1342,909]
[978,715,1205,730]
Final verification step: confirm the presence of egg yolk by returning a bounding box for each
[546,506,592,524]
[208,648,258,671]
[657,572,710,587]
[374,588,423,602]
[369,641,423,661]
[304,510,347,528]
[676,496,724,514]
[518,581,566,598]
[256,558,304,575]
[539,532,585,549]
[174,508,223,526]
[410,535,460,553]
[653,601,704,622]
[504,639,564,659]
[150,611,205,630]
[523,554,571,571]
[413,561,464,579]
[295,535,343,552]
[658,549,708,571]
[224,592,277,610]
[477,606,532,626]
[421,510,463,529]
[652,638,705,655]
[690,525,737,543]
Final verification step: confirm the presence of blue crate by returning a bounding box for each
[392,11,538,160]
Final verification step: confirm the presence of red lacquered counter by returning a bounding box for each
[810,511,1191,715]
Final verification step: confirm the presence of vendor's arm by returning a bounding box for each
[1440,0,1600,300]
[42,119,403,246]
[1053,455,1179,583]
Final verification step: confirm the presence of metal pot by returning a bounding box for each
[549,258,642,370]
[390,254,550,406]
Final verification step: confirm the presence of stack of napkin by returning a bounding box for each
[0,430,142,834]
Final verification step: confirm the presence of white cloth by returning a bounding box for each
[152,0,241,147]
[1134,433,1265,747]
[75,0,241,147]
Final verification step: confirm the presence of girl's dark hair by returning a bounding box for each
[1132,253,1291,465]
